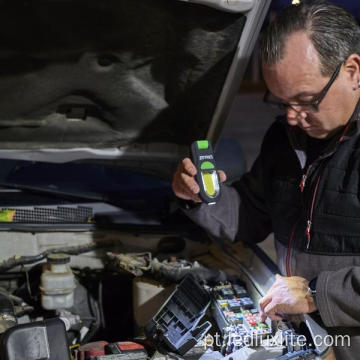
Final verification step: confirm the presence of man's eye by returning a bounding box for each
[297,97,314,103]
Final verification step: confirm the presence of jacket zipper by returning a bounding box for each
[305,173,322,250]
[299,164,313,194]
[286,166,322,275]
[285,164,314,276]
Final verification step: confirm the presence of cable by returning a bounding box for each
[81,293,101,344]
[0,243,100,272]
[98,280,106,329]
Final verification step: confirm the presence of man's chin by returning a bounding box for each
[300,126,329,139]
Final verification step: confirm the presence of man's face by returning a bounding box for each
[262,31,360,139]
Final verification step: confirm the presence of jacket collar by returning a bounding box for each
[284,99,360,170]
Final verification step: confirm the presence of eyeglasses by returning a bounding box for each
[263,61,343,113]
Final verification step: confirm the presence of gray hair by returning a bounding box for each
[260,0,360,76]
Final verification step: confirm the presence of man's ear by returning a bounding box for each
[344,53,360,88]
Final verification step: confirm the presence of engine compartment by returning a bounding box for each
[0,230,334,360]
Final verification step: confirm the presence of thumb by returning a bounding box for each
[217,170,227,183]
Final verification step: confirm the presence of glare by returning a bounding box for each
[292,0,301,4]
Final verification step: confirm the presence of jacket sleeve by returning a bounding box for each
[181,184,241,242]
[317,267,360,327]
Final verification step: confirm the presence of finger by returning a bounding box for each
[172,163,186,193]
[172,166,199,198]
[182,158,197,176]
[259,295,272,313]
[181,173,200,194]
[176,182,201,202]
[172,172,190,200]
[217,170,227,183]
[259,309,283,322]
[172,174,197,201]
[259,310,267,323]
[179,180,203,203]
[264,300,281,318]
[179,180,201,200]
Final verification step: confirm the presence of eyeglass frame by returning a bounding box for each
[263,61,343,113]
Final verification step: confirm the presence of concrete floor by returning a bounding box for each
[221,92,282,264]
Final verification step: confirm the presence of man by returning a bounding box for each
[172,1,360,359]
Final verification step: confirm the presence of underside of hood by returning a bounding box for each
[0,0,246,151]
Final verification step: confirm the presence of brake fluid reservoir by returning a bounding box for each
[40,253,76,310]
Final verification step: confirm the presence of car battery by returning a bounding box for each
[76,341,108,359]
[95,355,147,360]
[105,342,147,357]
[76,341,147,360]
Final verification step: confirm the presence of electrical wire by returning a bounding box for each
[0,243,100,272]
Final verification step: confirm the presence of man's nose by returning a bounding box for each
[286,107,307,126]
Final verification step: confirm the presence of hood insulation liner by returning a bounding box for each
[0,0,245,149]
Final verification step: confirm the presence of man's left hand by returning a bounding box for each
[259,274,317,322]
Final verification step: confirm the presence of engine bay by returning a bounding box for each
[0,230,334,360]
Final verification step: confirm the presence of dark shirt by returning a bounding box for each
[305,136,332,168]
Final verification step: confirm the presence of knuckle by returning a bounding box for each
[182,157,191,167]
[181,175,191,189]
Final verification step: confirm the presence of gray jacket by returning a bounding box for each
[183,115,360,359]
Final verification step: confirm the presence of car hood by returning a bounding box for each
[0,0,270,174]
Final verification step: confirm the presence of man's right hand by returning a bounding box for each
[171,158,227,203]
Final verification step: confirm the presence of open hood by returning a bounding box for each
[0,0,270,164]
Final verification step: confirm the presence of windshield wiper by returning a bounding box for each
[0,182,110,204]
